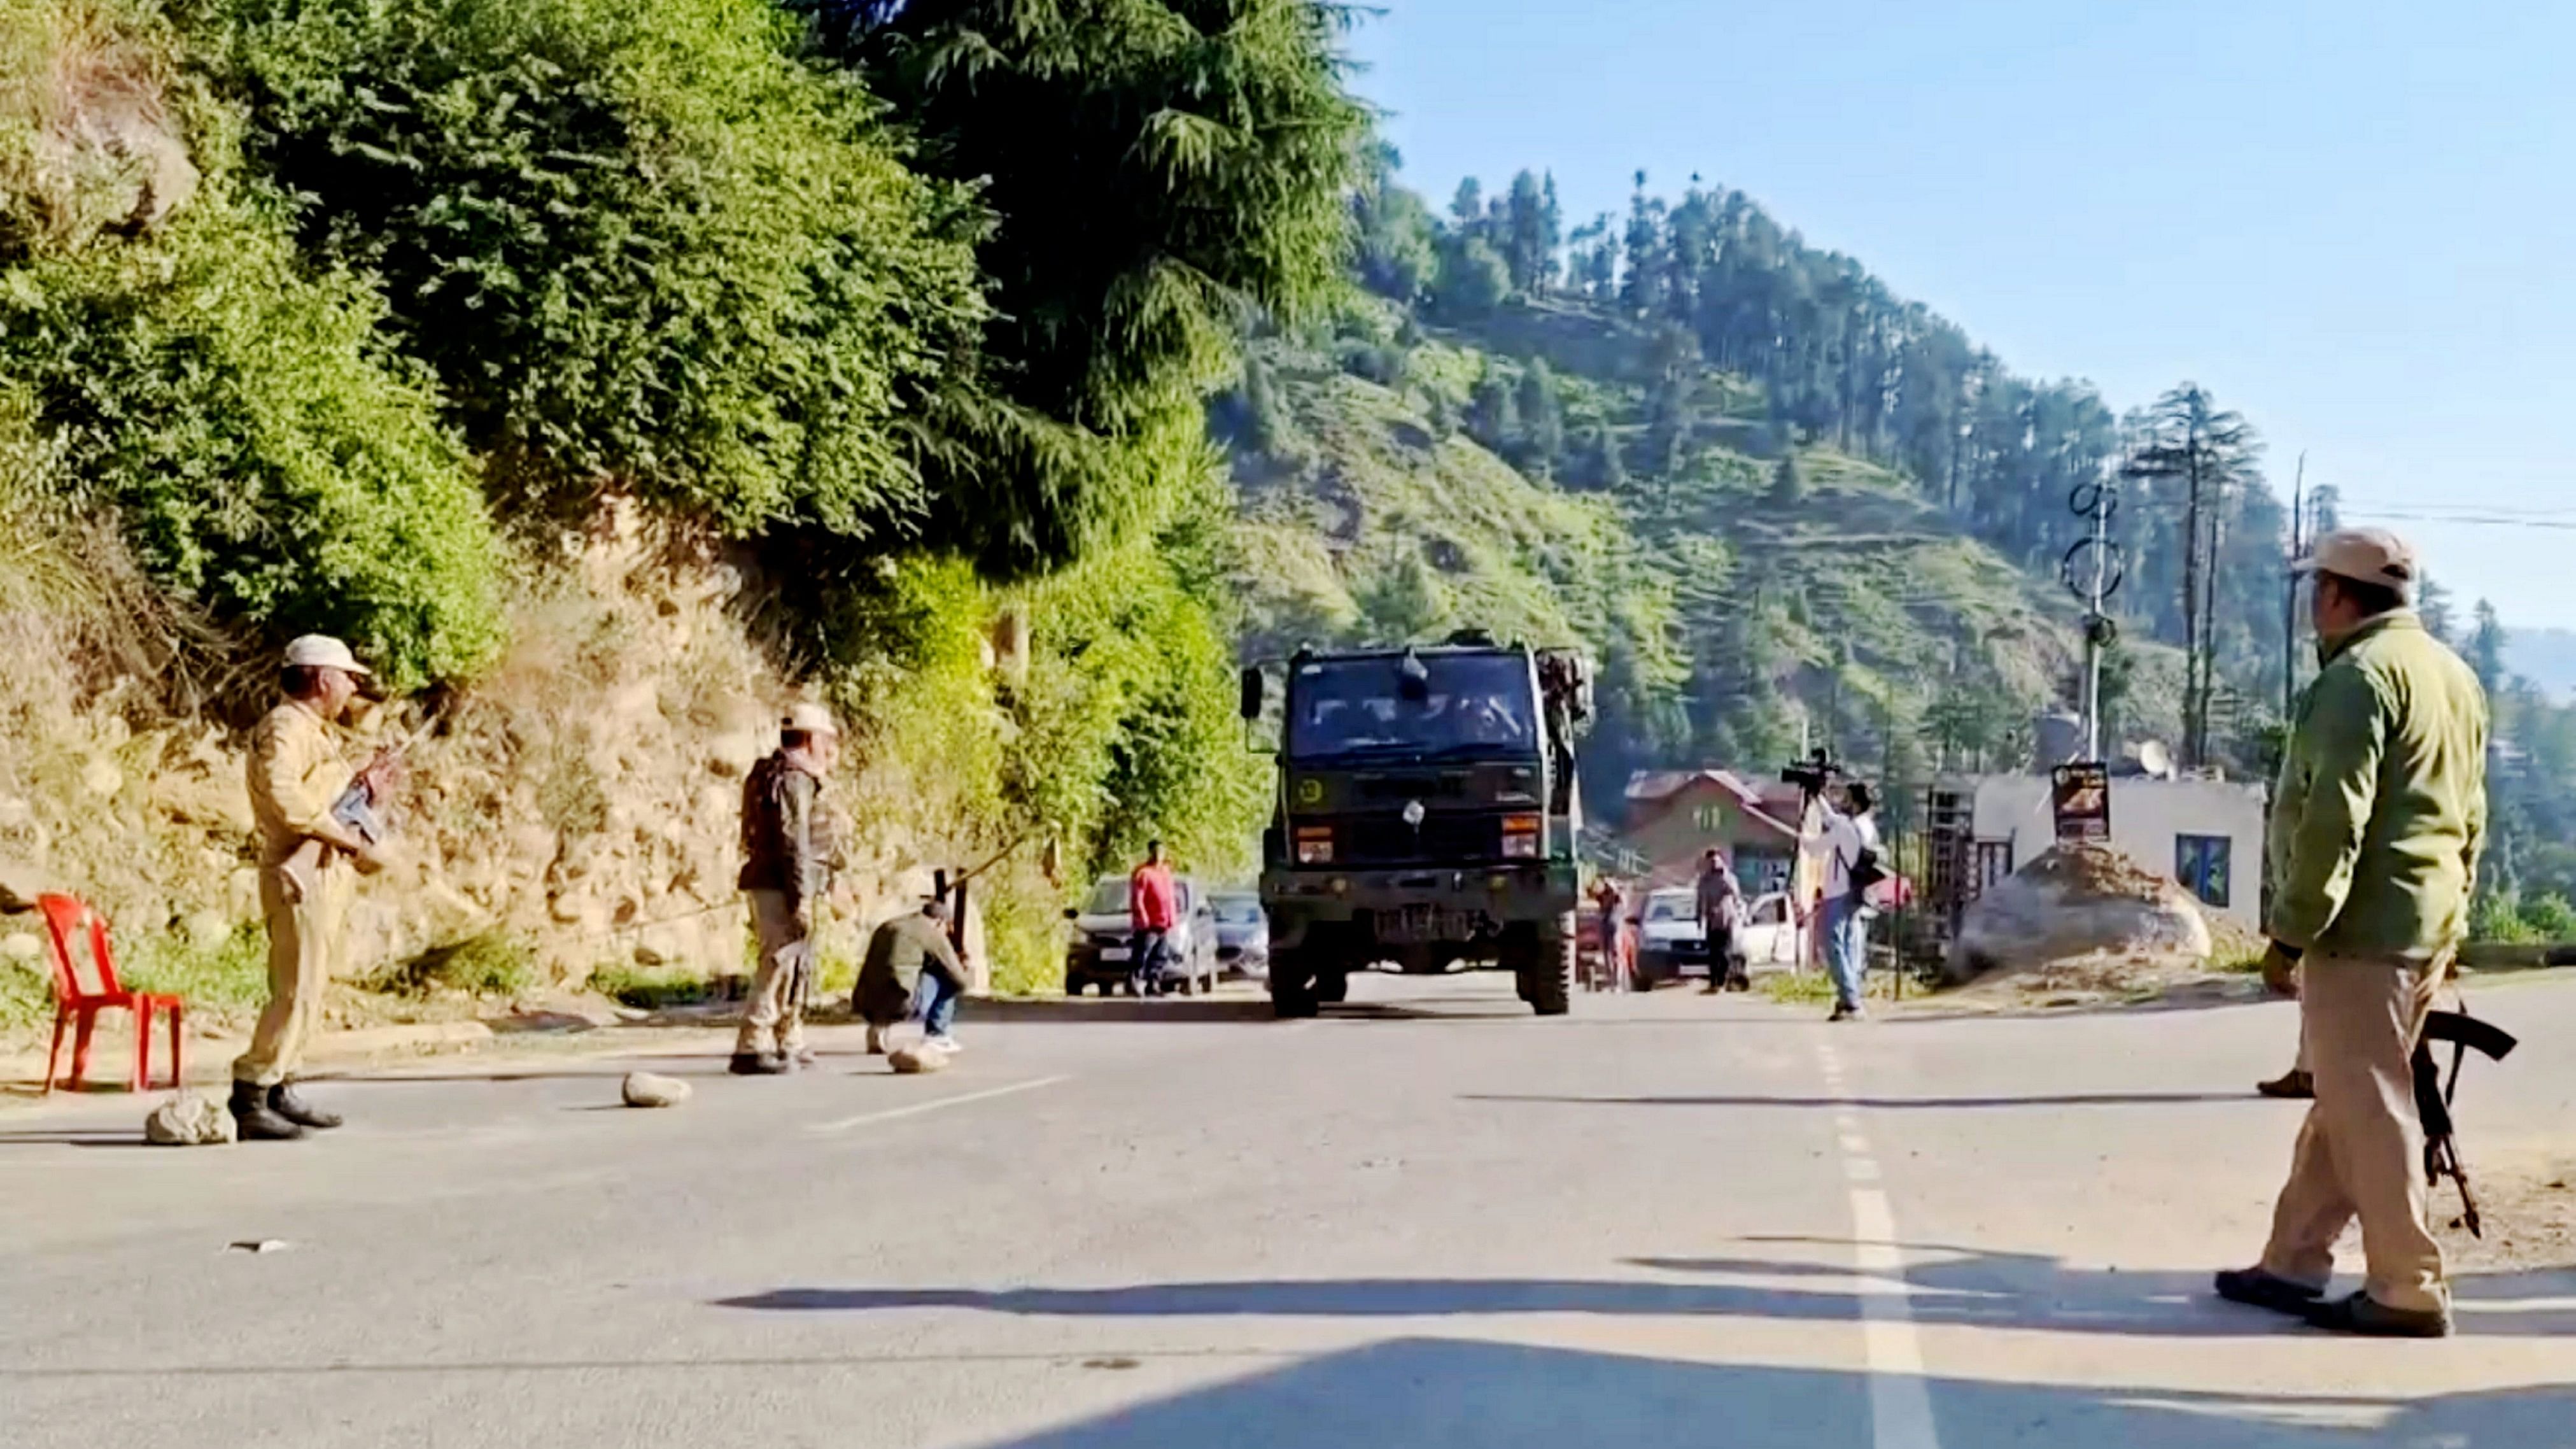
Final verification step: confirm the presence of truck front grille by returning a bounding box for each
[1338,812,1505,865]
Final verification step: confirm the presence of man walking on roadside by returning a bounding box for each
[1696,847,1748,993]
[234,636,392,1141]
[2216,527,2489,1338]
[1129,840,1180,996]
[854,895,971,1054]
[1807,781,1880,1022]
[733,702,842,1075]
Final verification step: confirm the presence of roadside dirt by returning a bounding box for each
[2439,1145,2576,1275]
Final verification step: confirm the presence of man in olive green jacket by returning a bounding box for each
[854,896,971,1054]
[2216,528,2488,1339]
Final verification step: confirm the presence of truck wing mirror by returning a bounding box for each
[1239,665,1264,721]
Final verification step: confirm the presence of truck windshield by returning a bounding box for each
[1286,653,1537,758]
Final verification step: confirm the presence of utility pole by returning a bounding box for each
[2062,475,2124,762]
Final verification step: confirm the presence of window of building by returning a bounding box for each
[1692,802,1727,833]
[2176,835,2232,908]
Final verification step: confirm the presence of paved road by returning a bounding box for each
[4,972,2573,1448]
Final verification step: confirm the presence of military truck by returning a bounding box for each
[1241,633,1591,1018]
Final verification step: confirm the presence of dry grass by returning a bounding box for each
[1,0,179,252]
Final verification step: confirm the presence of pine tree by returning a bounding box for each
[1514,358,1564,477]
[1241,352,1286,456]
[2471,599,2509,695]
[1577,425,1626,491]
[2419,576,2458,644]
[1770,450,1806,505]
[1466,367,1518,453]
[2121,384,2262,767]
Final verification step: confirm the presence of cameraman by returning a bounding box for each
[1803,781,1880,1022]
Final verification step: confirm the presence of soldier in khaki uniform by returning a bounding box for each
[2216,528,2489,1338]
[732,702,843,1075]
[234,635,391,1142]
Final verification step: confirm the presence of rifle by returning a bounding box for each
[2413,1008,2519,1238]
[278,720,428,903]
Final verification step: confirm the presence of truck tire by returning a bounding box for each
[1523,915,1575,1016]
[1314,972,1349,1005]
[1270,951,1319,1019]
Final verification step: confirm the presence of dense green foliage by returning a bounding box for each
[1,3,503,689]
[202,0,991,546]
[798,0,1369,574]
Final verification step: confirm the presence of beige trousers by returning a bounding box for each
[2258,954,2446,1313]
[234,860,351,1086]
[736,889,810,1056]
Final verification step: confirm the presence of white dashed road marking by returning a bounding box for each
[808,1076,1070,1135]
[1815,1040,1941,1449]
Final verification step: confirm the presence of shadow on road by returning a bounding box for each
[713,1242,2576,1339]
[1463,1091,2254,1110]
[961,1336,2576,1448]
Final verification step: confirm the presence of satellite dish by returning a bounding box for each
[2138,740,2174,780]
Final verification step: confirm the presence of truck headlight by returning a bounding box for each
[1500,814,1542,859]
[1294,826,1335,865]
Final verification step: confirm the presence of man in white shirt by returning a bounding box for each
[1805,781,1880,1021]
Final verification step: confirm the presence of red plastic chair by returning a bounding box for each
[38,894,184,1095]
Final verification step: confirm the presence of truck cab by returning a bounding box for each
[1242,635,1589,1017]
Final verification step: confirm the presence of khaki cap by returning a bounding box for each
[2295,526,2418,600]
[283,634,371,677]
[782,701,839,737]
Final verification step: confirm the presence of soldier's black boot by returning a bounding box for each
[230,1080,309,1142]
[270,1082,344,1130]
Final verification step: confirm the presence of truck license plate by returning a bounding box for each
[1379,905,1466,944]
[1099,947,1130,962]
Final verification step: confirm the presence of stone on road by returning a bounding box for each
[3,974,2572,1448]
[619,1071,691,1108]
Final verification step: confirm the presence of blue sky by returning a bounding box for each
[1346,0,2576,630]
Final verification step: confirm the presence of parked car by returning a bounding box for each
[1209,891,1269,979]
[1636,887,1801,986]
[1063,874,1219,996]
[1635,887,1707,987]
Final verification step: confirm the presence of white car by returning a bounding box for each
[1636,887,1799,984]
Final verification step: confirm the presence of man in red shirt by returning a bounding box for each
[1129,840,1181,994]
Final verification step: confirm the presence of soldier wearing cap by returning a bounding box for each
[733,702,843,1075]
[232,635,393,1141]
[2216,527,2489,1338]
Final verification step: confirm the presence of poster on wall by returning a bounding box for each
[2052,762,2111,844]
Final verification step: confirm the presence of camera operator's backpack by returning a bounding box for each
[1845,845,1889,901]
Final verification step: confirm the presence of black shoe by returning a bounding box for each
[2257,1069,2315,1099]
[229,1080,309,1142]
[728,1052,789,1077]
[269,1083,344,1130]
[2214,1266,2324,1317]
[1828,1002,1863,1022]
[2303,1290,2452,1338]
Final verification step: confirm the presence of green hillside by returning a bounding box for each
[1219,295,2125,816]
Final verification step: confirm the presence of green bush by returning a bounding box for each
[372,930,536,998]
[118,921,271,1013]
[1,10,504,690]
[2471,890,2542,945]
[2522,892,2576,944]
[205,0,989,548]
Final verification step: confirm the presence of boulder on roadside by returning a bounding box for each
[888,1045,952,1075]
[144,1092,236,1147]
[620,1071,692,1108]
[1948,844,2213,984]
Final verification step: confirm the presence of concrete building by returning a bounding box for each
[1962,774,2268,928]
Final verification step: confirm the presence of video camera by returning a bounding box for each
[1779,750,1842,797]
